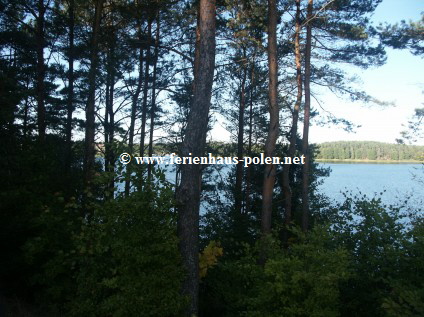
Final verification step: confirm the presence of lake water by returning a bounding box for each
[317,162,424,208]
[117,160,424,211]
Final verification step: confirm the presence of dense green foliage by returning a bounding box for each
[198,194,424,317]
[316,141,424,161]
[66,187,185,317]
[0,136,185,316]
[248,227,350,317]
[200,227,350,317]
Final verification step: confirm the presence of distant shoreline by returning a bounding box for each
[316,159,423,164]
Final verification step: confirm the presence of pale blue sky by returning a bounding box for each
[209,0,423,145]
[309,0,424,145]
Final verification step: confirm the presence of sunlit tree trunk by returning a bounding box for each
[282,0,302,241]
[261,0,279,236]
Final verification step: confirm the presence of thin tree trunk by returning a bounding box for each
[106,44,116,194]
[234,52,247,214]
[282,0,302,238]
[139,19,152,158]
[36,0,46,142]
[65,0,75,172]
[23,97,29,138]
[104,1,116,195]
[302,0,313,232]
[245,61,255,213]
[176,0,216,315]
[104,68,110,166]
[125,46,144,196]
[148,14,160,179]
[23,79,30,139]
[83,0,104,188]
[261,0,279,237]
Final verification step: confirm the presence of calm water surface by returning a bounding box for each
[318,163,424,207]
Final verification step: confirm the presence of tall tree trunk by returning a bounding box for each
[106,43,116,194]
[23,97,29,138]
[104,68,110,164]
[125,48,144,196]
[302,0,313,232]
[83,0,104,188]
[23,79,30,139]
[193,8,201,89]
[245,61,255,214]
[65,0,75,172]
[282,0,302,239]
[104,1,116,195]
[104,5,117,193]
[148,14,160,180]
[234,52,247,214]
[36,0,46,142]
[139,19,152,158]
[176,0,216,315]
[261,0,279,237]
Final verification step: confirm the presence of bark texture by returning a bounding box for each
[261,0,279,236]
[176,0,216,315]
[282,0,302,236]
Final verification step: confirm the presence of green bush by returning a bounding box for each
[247,227,349,317]
[200,226,349,317]
[24,176,186,316]
[382,218,424,317]
[70,185,186,317]
[325,193,423,317]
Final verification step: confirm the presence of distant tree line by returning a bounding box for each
[316,141,424,161]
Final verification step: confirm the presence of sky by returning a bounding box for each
[309,0,424,145]
[210,0,424,145]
